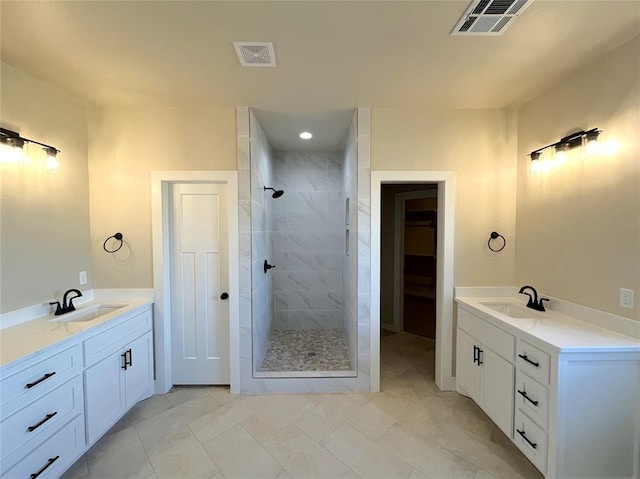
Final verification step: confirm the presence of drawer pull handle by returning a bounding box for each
[27,412,58,432]
[517,389,539,406]
[25,372,56,389]
[30,455,59,478]
[518,354,540,368]
[516,428,537,449]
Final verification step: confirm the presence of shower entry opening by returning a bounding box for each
[248,110,358,379]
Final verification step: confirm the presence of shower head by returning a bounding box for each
[264,186,284,199]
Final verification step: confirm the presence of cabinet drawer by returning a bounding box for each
[515,370,549,430]
[516,339,550,385]
[0,344,82,416]
[84,309,152,366]
[0,375,84,470]
[458,308,515,361]
[0,414,85,479]
[514,409,548,474]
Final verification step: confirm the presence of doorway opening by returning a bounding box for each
[379,185,438,387]
[382,185,438,341]
[371,171,456,392]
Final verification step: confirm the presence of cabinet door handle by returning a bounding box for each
[121,351,128,370]
[518,354,540,368]
[473,345,478,364]
[516,428,537,449]
[517,389,539,406]
[477,348,483,365]
[27,412,58,432]
[25,372,56,389]
[126,348,133,367]
[30,455,59,478]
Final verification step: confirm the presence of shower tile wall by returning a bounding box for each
[272,152,344,331]
[249,112,276,372]
[342,114,358,369]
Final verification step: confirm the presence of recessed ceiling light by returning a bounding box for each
[299,132,312,140]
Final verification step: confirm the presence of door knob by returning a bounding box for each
[220,292,229,300]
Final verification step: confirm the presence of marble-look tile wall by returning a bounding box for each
[356,108,372,391]
[342,113,358,369]
[249,111,276,372]
[272,152,344,331]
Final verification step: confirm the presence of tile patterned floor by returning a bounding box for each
[62,332,543,479]
[259,329,352,372]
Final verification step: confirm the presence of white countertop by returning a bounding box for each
[0,300,152,367]
[456,296,640,353]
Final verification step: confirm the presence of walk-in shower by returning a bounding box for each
[249,111,358,377]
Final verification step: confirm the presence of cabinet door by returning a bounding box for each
[84,352,125,445]
[482,348,514,438]
[457,329,481,403]
[124,333,153,410]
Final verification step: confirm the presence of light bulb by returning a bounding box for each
[554,150,567,165]
[530,158,541,173]
[45,147,59,171]
[554,142,568,165]
[299,131,312,140]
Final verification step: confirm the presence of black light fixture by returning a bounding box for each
[0,127,60,169]
[528,127,601,170]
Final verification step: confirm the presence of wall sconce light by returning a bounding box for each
[529,127,601,171]
[0,127,60,170]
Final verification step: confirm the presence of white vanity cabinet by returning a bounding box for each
[0,301,154,479]
[84,308,153,445]
[456,308,515,437]
[456,300,640,479]
[0,343,85,478]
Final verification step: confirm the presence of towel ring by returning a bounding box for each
[488,231,506,252]
[103,232,124,253]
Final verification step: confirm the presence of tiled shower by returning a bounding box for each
[249,117,357,375]
[237,107,370,393]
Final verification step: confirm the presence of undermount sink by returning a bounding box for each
[478,301,543,319]
[51,304,128,322]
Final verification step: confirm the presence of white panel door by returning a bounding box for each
[171,183,229,384]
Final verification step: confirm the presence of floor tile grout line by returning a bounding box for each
[183,421,227,476]
[288,422,358,478]
[237,423,286,477]
[130,423,160,479]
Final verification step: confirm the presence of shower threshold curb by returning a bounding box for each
[254,370,358,379]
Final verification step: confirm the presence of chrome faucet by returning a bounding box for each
[518,285,549,312]
[49,289,83,315]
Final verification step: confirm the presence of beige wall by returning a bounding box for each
[87,107,236,288]
[1,62,91,313]
[515,36,640,320]
[372,108,518,288]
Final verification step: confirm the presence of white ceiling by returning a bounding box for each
[2,1,639,151]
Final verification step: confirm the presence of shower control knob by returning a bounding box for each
[220,292,229,300]
[263,260,276,273]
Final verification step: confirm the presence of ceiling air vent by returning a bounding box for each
[451,0,534,36]
[233,42,276,67]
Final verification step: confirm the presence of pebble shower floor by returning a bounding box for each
[259,329,352,372]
